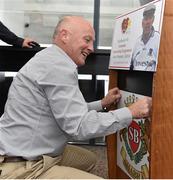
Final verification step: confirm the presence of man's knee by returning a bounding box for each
[60,145,97,171]
[38,165,101,179]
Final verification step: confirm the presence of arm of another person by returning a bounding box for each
[0,21,38,48]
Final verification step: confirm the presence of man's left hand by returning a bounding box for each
[101,87,121,110]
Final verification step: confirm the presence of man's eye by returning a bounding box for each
[85,38,90,43]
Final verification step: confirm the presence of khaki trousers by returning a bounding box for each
[0,145,101,179]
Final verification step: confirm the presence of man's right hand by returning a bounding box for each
[128,97,152,119]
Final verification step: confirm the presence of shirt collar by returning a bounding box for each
[141,26,155,45]
[52,44,77,69]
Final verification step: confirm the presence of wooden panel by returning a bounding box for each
[106,70,118,178]
[106,134,117,178]
[150,0,173,178]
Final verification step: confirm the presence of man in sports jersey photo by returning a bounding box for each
[130,4,160,71]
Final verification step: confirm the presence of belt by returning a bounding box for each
[0,156,26,163]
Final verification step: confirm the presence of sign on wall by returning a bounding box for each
[109,0,165,72]
[117,90,151,178]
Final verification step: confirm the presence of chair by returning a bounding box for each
[0,72,13,116]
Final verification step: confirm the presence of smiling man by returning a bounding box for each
[53,16,95,66]
[0,16,152,179]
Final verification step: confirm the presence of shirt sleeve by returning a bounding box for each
[0,21,24,47]
[43,82,132,141]
[87,100,103,111]
[41,60,132,141]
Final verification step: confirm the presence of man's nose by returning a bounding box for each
[88,43,94,53]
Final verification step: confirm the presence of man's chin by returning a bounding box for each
[77,57,86,66]
[78,61,85,67]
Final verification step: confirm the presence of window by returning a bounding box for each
[0,0,94,45]
[98,0,141,49]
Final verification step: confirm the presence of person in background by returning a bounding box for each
[130,4,160,71]
[0,16,152,179]
[0,21,39,48]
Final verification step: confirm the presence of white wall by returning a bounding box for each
[0,0,24,37]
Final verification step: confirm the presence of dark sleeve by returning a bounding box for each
[0,21,24,47]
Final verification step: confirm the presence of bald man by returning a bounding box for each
[0,16,152,179]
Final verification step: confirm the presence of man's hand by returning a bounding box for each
[128,97,152,119]
[101,87,121,109]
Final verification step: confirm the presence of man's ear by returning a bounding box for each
[60,29,69,44]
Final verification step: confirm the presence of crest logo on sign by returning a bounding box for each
[128,121,141,153]
[121,17,131,33]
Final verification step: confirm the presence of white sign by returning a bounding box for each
[117,90,151,178]
[109,0,165,72]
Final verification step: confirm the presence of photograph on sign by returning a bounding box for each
[109,0,165,72]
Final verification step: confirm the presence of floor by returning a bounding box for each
[79,145,109,179]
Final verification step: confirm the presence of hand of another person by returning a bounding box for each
[22,38,39,48]
[128,97,152,119]
[101,87,121,109]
